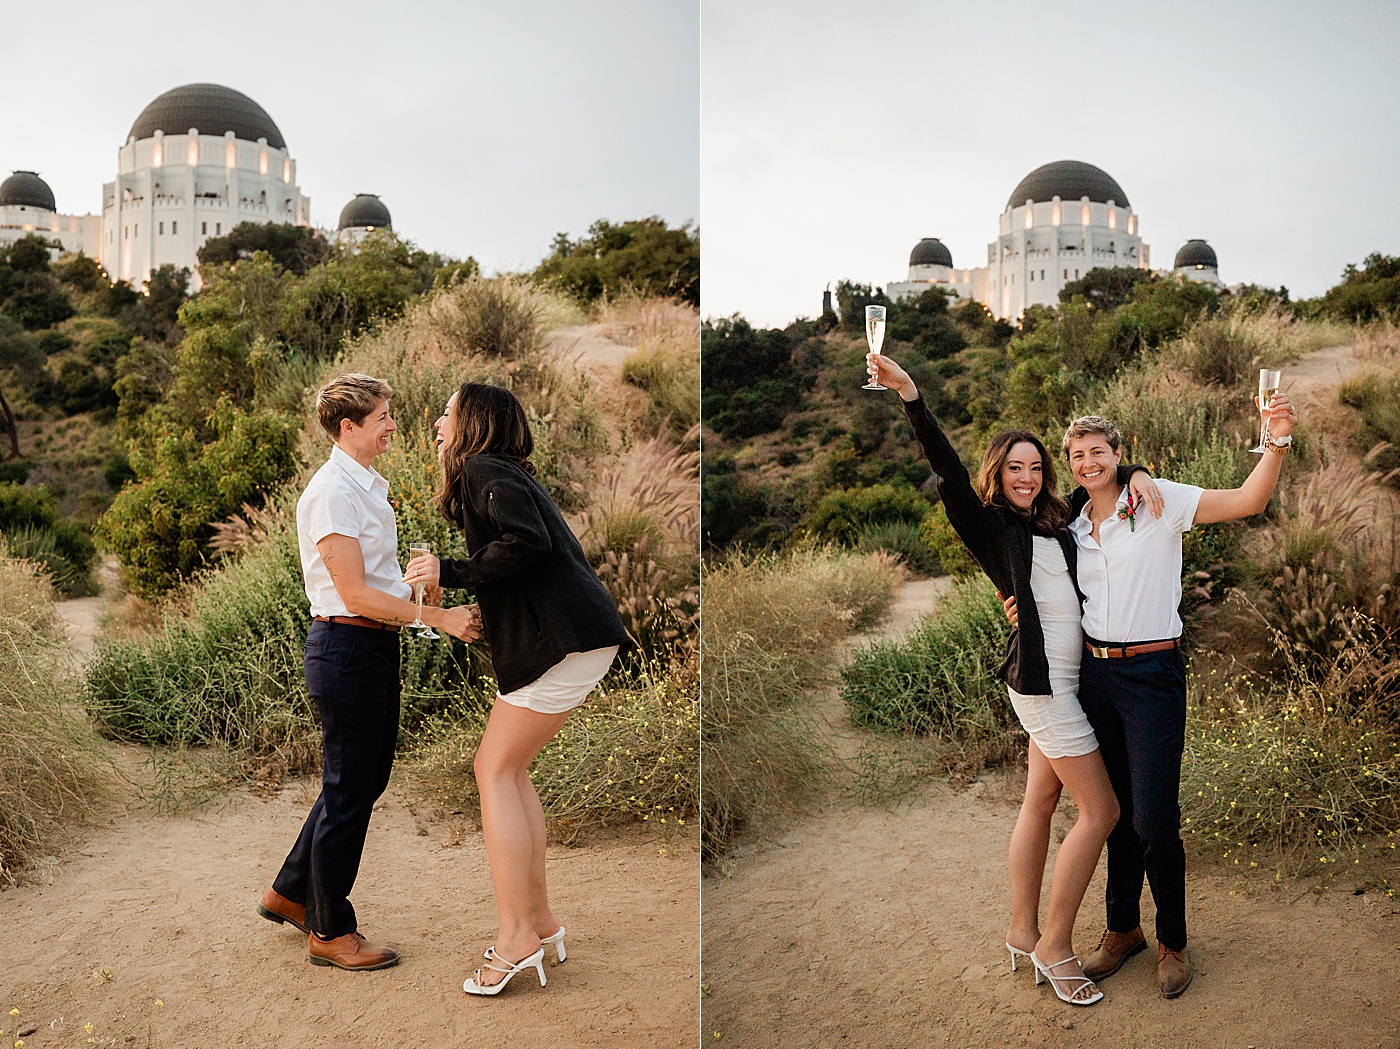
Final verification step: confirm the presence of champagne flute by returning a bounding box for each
[863,305,887,390]
[1249,368,1282,454]
[407,541,439,639]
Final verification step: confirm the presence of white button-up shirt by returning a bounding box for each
[1069,479,1204,644]
[297,444,411,618]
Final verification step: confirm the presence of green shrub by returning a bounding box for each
[1339,370,1400,481]
[534,218,699,307]
[0,481,96,595]
[96,402,301,598]
[0,552,112,876]
[840,575,1017,753]
[702,549,899,858]
[918,504,976,576]
[856,520,939,575]
[806,483,930,546]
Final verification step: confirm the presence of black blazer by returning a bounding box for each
[902,395,1077,695]
[436,454,629,695]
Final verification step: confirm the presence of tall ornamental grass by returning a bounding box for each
[598,292,701,438]
[701,548,899,859]
[0,552,112,879]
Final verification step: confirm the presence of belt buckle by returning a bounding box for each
[1089,644,1111,659]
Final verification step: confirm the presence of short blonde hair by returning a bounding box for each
[316,373,393,440]
[1062,415,1122,455]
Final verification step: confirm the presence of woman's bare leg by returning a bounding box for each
[472,700,570,984]
[1034,748,1120,1000]
[1007,740,1062,952]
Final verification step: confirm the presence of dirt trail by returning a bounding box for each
[702,578,1400,1047]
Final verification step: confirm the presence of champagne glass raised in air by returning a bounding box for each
[863,305,887,390]
[407,541,440,639]
[1249,368,1283,454]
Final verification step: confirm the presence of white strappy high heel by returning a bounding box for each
[486,926,566,965]
[1006,941,1033,972]
[463,947,547,996]
[1030,951,1103,1006]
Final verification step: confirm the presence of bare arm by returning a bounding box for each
[317,533,480,640]
[1194,392,1295,525]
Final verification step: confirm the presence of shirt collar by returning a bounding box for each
[329,443,384,493]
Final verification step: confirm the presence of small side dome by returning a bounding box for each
[0,170,56,211]
[337,194,392,231]
[1174,239,1218,269]
[909,237,953,268]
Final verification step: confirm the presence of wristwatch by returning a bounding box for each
[1265,433,1292,455]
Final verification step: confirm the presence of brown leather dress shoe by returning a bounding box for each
[1157,943,1192,998]
[257,889,310,935]
[1081,926,1148,981]
[307,931,400,971]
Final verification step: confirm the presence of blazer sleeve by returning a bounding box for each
[902,395,1002,569]
[438,469,553,589]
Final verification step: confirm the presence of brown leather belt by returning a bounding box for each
[313,615,401,634]
[1085,638,1180,659]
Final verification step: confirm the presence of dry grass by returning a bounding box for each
[701,548,901,859]
[0,551,113,881]
[595,291,700,438]
[1351,317,1400,362]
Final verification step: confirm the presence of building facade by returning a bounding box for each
[0,171,101,257]
[888,160,1152,320]
[99,83,311,291]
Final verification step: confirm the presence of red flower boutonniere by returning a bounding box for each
[1116,493,1137,532]
[388,497,399,511]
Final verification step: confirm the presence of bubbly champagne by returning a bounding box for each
[1251,369,1283,453]
[866,314,886,355]
[407,542,439,638]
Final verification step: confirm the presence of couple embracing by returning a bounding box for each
[868,354,1297,1005]
[256,373,628,996]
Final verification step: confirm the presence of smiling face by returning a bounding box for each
[339,397,395,460]
[999,440,1043,511]
[434,391,459,462]
[1066,433,1122,493]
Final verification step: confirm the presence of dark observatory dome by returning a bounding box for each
[1174,239,1218,269]
[0,171,56,211]
[1006,160,1130,210]
[128,83,286,150]
[337,194,392,230]
[909,237,953,268]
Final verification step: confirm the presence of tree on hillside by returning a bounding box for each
[534,217,699,306]
[886,287,967,360]
[1321,253,1400,322]
[834,281,891,334]
[143,264,191,333]
[198,222,331,276]
[1060,266,1154,311]
[0,235,75,330]
[702,316,813,439]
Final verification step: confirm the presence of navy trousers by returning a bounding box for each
[1077,646,1189,951]
[273,619,400,938]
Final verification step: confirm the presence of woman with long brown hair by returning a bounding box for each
[867,353,1159,1006]
[405,382,628,997]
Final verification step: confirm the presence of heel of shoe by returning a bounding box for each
[554,939,566,963]
[535,960,547,987]
[257,904,286,925]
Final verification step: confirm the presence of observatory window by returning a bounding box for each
[226,142,237,169]
[188,139,198,166]
[260,150,268,176]
[1075,269,1079,279]
[1128,215,1135,235]
[1108,207,1117,230]
[201,222,207,235]
[153,142,163,168]
[159,222,164,235]
[1081,205,1090,226]
[123,226,128,240]
[1063,269,1068,279]
[1051,204,1060,226]
[172,221,178,234]
[282,158,291,183]
[216,223,221,235]
[1024,209,1033,229]
[134,224,138,237]
[1040,270,1045,280]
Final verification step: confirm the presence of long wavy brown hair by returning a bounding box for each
[974,429,1069,534]
[436,382,535,525]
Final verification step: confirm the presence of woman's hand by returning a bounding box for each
[997,591,1019,629]
[405,552,441,589]
[867,353,919,401]
[1260,391,1297,439]
[1127,471,1165,520]
[433,603,482,642]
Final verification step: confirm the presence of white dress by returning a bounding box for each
[1006,536,1098,759]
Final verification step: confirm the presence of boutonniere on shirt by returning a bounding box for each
[1116,493,1138,532]
[388,497,399,511]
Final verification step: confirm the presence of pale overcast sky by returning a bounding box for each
[703,0,1400,327]
[3,0,697,273]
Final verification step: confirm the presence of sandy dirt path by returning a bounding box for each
[702,573,1400,1048]
[1,777,698,1048]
